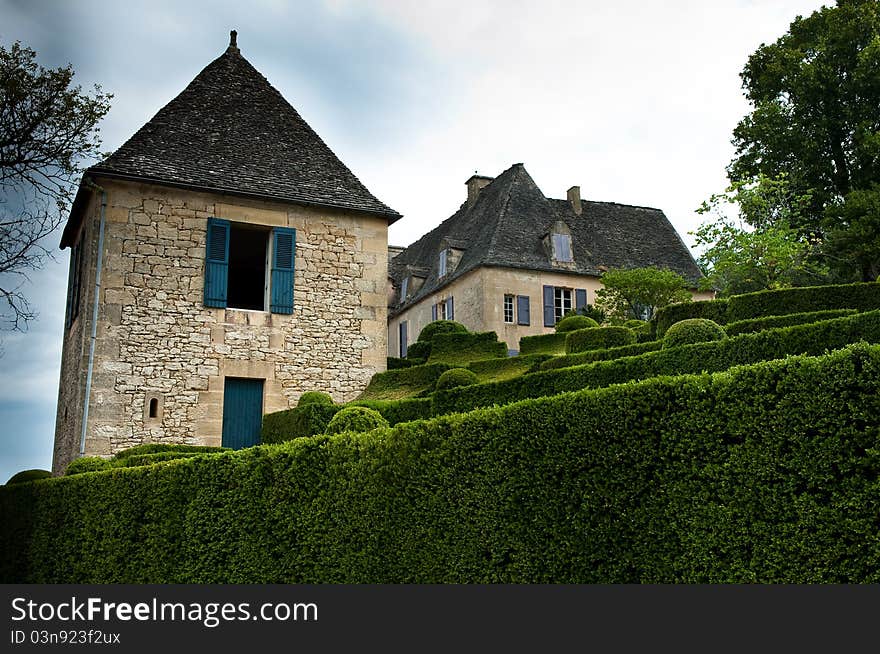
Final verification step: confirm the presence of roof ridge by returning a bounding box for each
[485,165,526,261]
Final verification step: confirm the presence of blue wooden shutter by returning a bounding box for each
[446,296,454,320]
[399,321,408,358]
[271,227,296,314]
[204,218,230,308]
[575,288,587,312]
[431,303,438,321]
[517,295,530,325]
[543,285,555,327]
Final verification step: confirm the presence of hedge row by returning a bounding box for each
[433,310,880,415]
[654,281,880,335]
[540,341,663,371]
[566,326,635,353]
[3,344,879,582]
[426,331,507,366]
[262,398,432,444]
[467,354,551,383]
[724,309,857,336]
[519,332,568,355]
[357,363,452,401]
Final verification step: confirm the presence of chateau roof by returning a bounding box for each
[389,163,703,314]
[63,32,398,247]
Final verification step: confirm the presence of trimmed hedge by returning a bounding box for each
[555,315,599,333]
[263,398,433,444]
[3,344,879,582]
[433,310,880,415]
[358,363,452,401]
[726,281,880,322]
[405,341,432,361]
[539,341,663,371]
[436,368,479,391]
[426,331,507,366]
[663,319,727,349]
[298,391,333,407]
[655,299,728,336]
[565,326,636,354]
[386,357,418,370]
[418,320,468,342]
[724,309,858,336]
[467,354,552,383]
[6,470,51,485]
[325,407,389,435]
[112,444,227,459]
[519,332,567,356]
[65,457,112,476]
[114,452,213,468]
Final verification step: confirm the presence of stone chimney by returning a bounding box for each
[466,174,494,208]
[567,185,582,215]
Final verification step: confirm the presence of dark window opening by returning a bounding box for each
[227,225,268,310]
[148,398,159,418]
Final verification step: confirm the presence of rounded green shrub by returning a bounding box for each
[298,391,334,407]
[435,367,479,391]
[417,320,468,343]
[624,319,647,329]
[565,326,636,353]
[65,457,112,476]
[405,340,432,361]
[325,406,390,435]
[6,469,51,485]
[555,315,599,333]
[663,318,727,349]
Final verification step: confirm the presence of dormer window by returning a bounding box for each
[438,249,448,277]
[552,233,572,262]
[400,276,409,301]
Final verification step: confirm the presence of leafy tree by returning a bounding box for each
[595,267,691,321]
[0,41,111,331]
[692,174,828,297]
[728,0,880,280]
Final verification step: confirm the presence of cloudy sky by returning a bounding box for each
[0,0,827,481]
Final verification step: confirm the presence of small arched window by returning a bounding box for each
[148,398,159,419]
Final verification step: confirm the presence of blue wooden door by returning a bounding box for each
[222,378,264,449]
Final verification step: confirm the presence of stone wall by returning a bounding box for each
[53,178,388,473]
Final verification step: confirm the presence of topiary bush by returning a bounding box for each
[112,444,227,460]
[426,331,508,366]
[663,319,727,349]
[298,391,334,407]
[654,299,729,336]
[555,315,599,333]
[325,406,390,435]
[565,326,636,353]
[519,332,568,356]
[435,368,479,391]
[405,340,432,361]
[418,320,468,343]
[65,457,112,476]
[6,469,51,485]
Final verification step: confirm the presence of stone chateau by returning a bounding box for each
[53,33,398,473]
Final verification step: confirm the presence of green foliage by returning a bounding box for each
[663,319,727,349]
[262,403,341,443]
[426,331,507,366]
[358,363,452,401]
[325,407,389,435]
[435,368,479,391]
[655,299,730,336]
[112,444,227,460]
[5,469,51,485]
[728,2,880,280]
[417,320,468,342]
[65,457,111,476]
[540,341,663,371]
[114,452,212,468]
[577,303,607,324]
[0,41,113,332]
[405,340,432,361]
[726,281,880,322]
[433,310,880,416]
[3,345,880,582]
[467,354,552,383]
[565,327,636,354]
[519,332,568,356]
[555,315,599,333]
[692,175,828,296]
[386,357,418,370]
[596,267,692,321]
[347,398,433,425]
[297,391,333,408]
[725,309,857,336]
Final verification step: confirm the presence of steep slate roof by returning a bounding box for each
[62,33,398,247]
[389,163,702,315]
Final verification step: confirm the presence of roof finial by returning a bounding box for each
[228,30,239,53]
